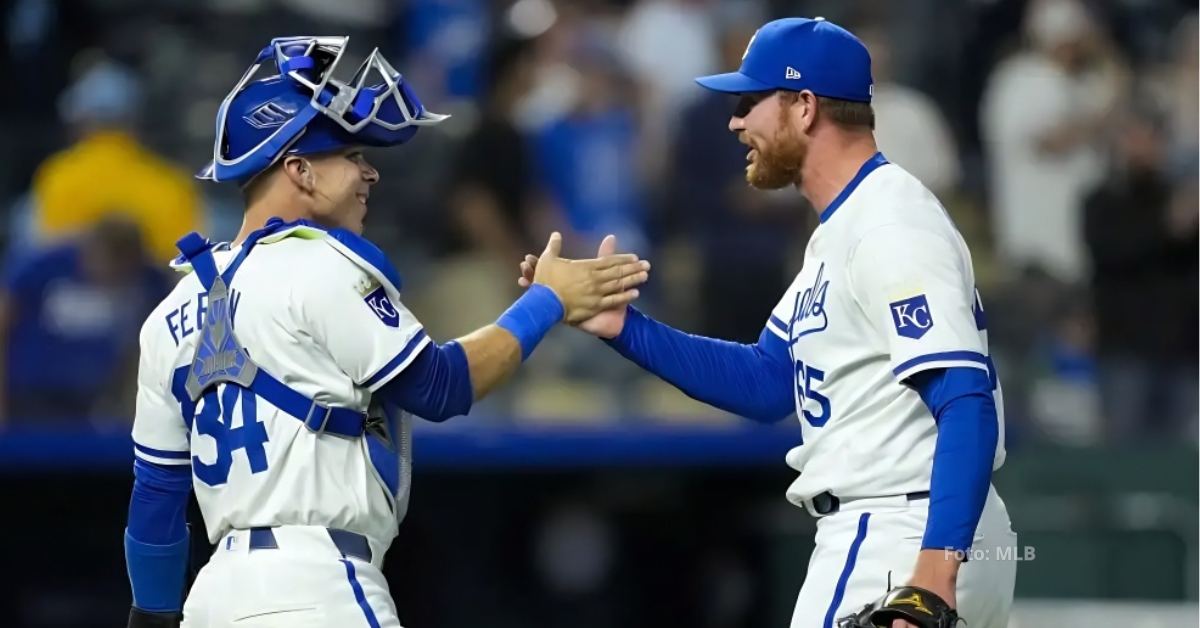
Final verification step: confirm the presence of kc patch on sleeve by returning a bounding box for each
[364,285,401,327]
[889,294,933,339]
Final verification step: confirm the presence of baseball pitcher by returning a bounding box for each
[123,37,650,627]
[520,18,1017,628]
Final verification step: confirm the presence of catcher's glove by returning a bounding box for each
[836,585,961,628]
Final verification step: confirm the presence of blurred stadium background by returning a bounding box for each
[0,0,1196,626]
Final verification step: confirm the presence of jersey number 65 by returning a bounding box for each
[794,359,832,428]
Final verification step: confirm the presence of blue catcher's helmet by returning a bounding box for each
[198,36,448,185]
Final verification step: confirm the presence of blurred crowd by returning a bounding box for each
[0,0,1195,447]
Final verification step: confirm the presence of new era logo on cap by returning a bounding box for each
[785,66,802,80]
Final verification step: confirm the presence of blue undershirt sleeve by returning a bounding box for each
[908,366,998,553]
[604,306,794,422]
[125,459,191,612]
[376,340,474,422]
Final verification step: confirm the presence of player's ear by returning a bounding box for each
[796,90,818,133]
[282,156,315,193]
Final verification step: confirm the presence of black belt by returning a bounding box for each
[247,527,373,563]
[810,490,931,516]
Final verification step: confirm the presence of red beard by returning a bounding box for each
[746,122,806,190]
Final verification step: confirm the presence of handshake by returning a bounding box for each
[515,232,650,339]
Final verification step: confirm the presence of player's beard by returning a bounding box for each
[746,116,807,190]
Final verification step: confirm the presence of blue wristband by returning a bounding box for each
[125,528,189,612]
[496,284,564,360]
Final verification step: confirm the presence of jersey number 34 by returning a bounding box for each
[172,366,270,487]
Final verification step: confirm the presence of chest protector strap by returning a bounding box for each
[176,230,367,438]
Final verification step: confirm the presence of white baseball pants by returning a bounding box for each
[790,486,1017,628]
[182,525,401,628]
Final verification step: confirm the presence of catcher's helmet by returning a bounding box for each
[198,36,447,185]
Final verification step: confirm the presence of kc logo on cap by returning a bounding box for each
[742,30,759,61]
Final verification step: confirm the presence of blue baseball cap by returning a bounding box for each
[695,17,873,103]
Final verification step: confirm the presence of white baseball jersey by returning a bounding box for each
[766,154,1005,506]
[131,223,430,550]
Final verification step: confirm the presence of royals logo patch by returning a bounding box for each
[890,294,934,339]
[364,285,400,327]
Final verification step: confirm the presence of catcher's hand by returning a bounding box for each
[836,585,961,628]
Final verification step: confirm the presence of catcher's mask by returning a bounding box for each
[197,36,448,185]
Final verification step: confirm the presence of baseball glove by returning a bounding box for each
[835,585,961,628]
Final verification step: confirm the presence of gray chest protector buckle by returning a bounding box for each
[185,274,258,401]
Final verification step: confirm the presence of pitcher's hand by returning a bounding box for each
[519,235,641,338]
[527,232,649,325]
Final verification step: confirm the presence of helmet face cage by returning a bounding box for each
[299,44,447,133]
[202,36,446,182]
